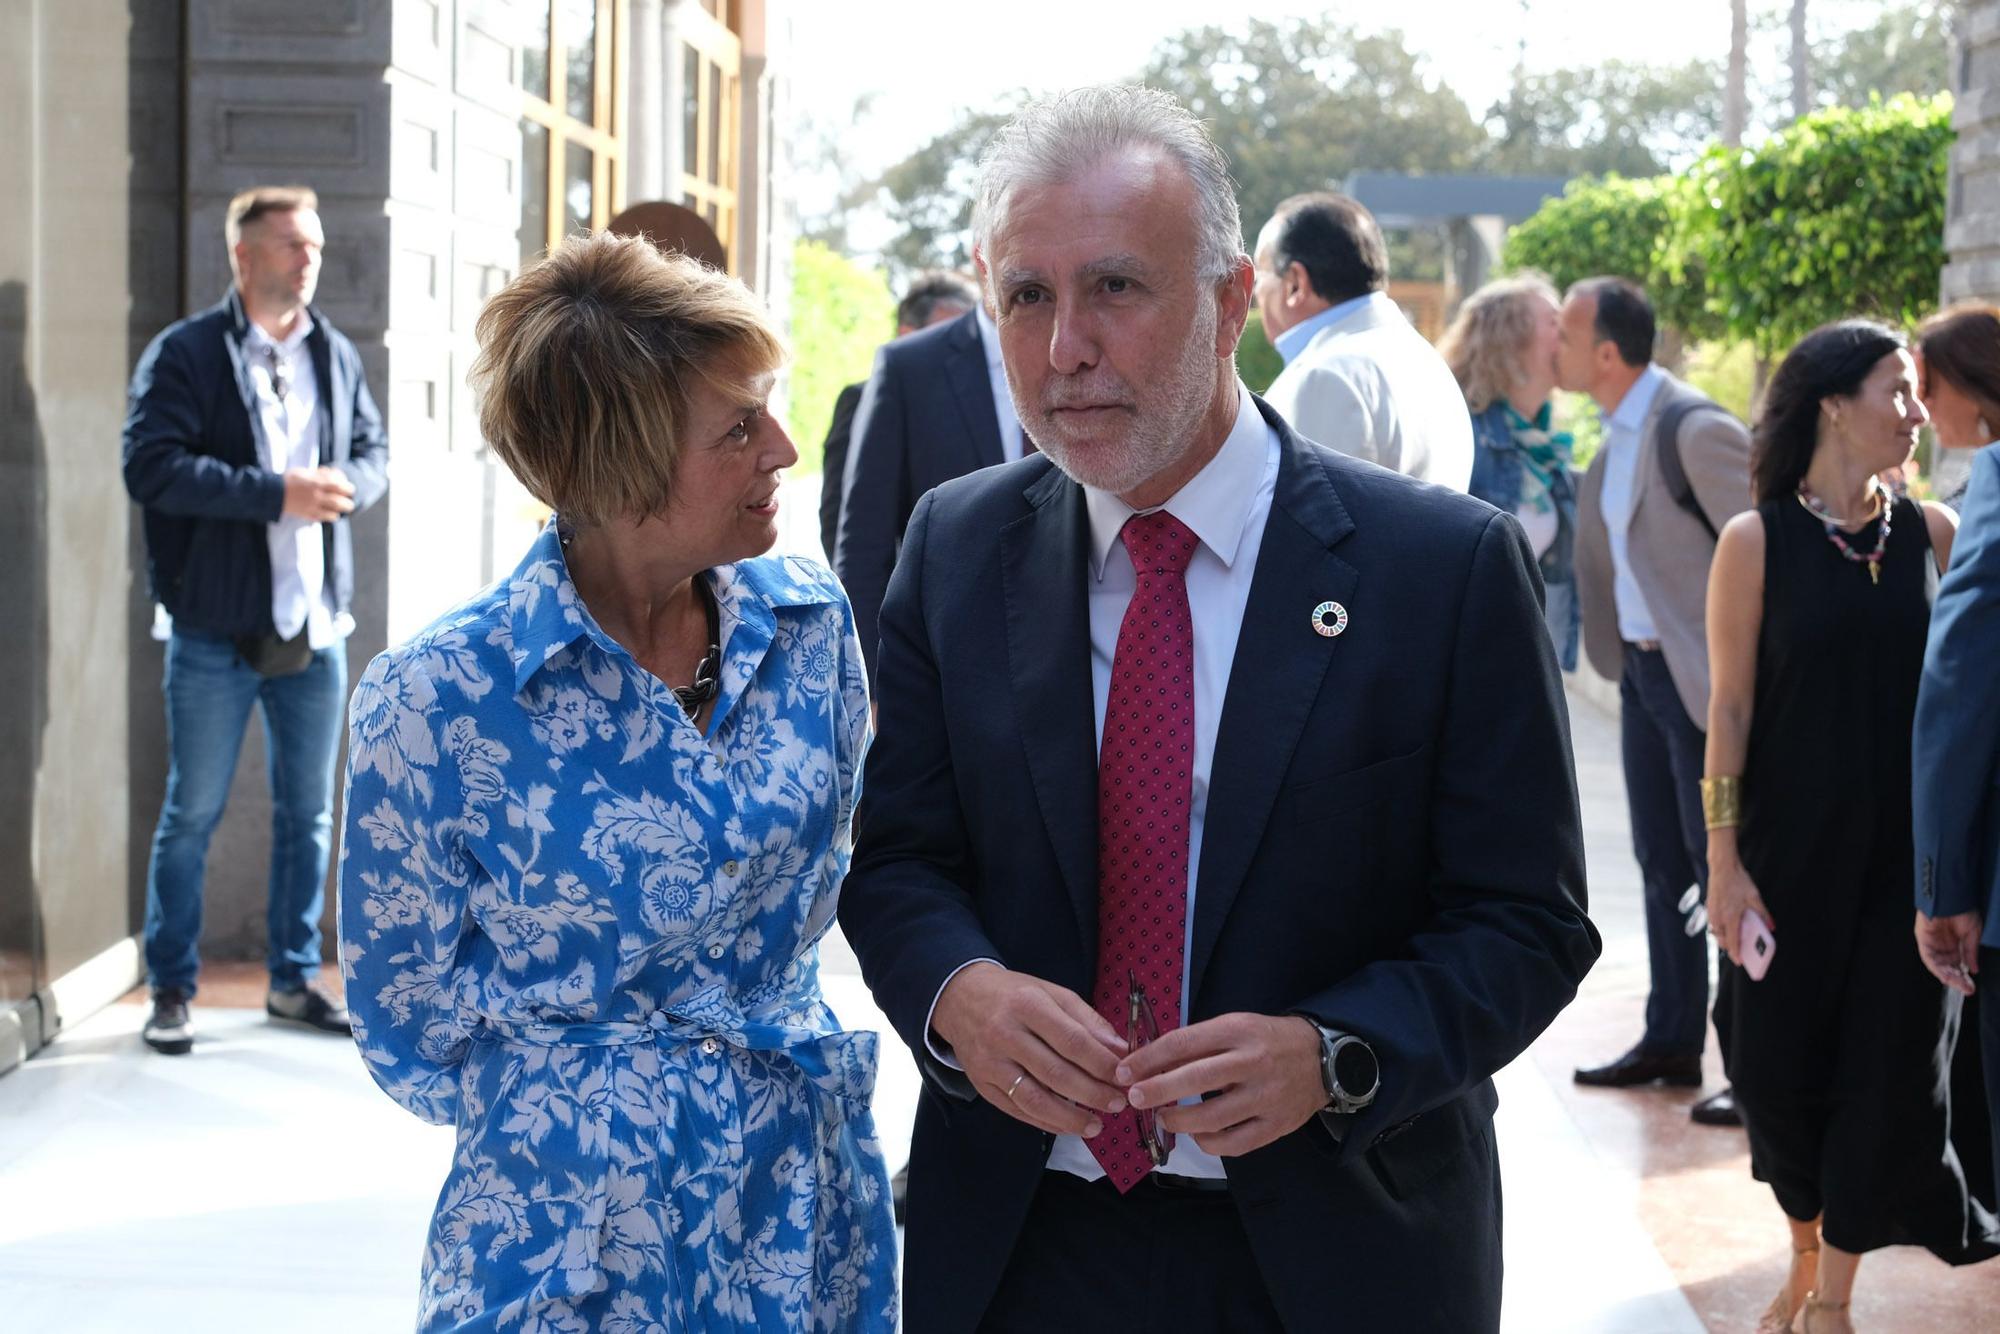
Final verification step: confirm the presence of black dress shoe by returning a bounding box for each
[266,984,353,1035]
[1573,1046,1703,1088]
[1690,1087,1743,1126]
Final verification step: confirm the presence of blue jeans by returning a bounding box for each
[143,629,348,996]
[1620,646,1711,1057]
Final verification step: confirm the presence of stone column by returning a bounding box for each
[626,0,664,201]
[1940,0,2000,497]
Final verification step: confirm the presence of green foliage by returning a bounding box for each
[1681,339,1757,423]
[1482,60,1724,178]
[1499,173,1722,344]
[786,240,893,474]
[1500,175,1672,293]
[1237,312,1284,394]
[1662,94,1953,356]
[858,108,1012,282]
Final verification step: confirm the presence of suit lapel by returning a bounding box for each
[1190,402,1359,1002]
[943,312,1006,468]
[1001,464,1100,954]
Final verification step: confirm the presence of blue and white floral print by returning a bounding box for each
[340,520,896,1332]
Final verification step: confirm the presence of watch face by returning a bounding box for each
[1331,1039,1379,1098]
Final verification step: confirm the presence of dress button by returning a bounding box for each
[700,1037,721,1055]
[722,860,740,877]
[707,942,726,959]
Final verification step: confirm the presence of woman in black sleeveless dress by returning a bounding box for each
[1703,321,1999,1333]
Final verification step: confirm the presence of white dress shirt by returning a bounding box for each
[244,315,351,648]
[975,306,1031,462]
[1598,364,1666,644]
[926,383,1279,1183]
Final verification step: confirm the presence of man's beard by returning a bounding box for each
[1023,296,1220,497]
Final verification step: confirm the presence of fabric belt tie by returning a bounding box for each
[478,984,877,1330]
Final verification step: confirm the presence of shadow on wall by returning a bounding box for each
[0,281,50,1010]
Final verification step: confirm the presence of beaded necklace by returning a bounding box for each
[1796,481,1891,585]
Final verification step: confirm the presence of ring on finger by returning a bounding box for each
[1004,1073,1027,1100]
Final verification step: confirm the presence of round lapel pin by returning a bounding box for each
[1311,601,1348,638]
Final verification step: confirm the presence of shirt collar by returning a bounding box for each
[1606,363,1666,434]
[506,520,846,693]
[244,309,314,357]
[1084,381,1267,581]
[1273,292,1377,364]
[975,304,1005,370]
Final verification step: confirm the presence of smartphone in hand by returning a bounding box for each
[1739,910,1776,981]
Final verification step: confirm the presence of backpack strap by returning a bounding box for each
[1652,392,1735,542]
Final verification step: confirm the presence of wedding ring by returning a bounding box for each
[1005,1073,1027,1100]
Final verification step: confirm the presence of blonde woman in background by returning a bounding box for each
[1439,272,1579,667]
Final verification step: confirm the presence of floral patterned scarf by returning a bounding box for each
[1505,402,1573,516]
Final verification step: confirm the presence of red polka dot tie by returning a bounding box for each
[1088,510,1200,1191]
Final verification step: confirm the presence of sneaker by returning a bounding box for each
[266,984,352,1036]
[143,991,194,1055]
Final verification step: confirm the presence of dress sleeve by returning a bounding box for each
[831,593,873,866]
[338,646,475,1126]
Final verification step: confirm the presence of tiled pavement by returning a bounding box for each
[4,477,1997,1328]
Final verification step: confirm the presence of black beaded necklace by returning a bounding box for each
[673,578,723,715]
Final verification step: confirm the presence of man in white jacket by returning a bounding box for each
[1254,193,1473,490]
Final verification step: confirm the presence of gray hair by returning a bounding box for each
[972,85,1244,280]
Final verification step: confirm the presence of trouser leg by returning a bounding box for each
[258,638,347,991]
[144,631,261,997]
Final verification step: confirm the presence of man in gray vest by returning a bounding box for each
[1561,277,1751,1127]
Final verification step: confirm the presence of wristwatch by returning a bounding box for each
[1305,1020,1380,1114]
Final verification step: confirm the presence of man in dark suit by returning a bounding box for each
[835,267,1033,678]
[837,86,1599,1332]
[123,185,389,1056]
[817,271,978,561]
[1914,442,2000,1201]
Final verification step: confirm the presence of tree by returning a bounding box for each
[1724,0,1749,146]
[1661,94,1953,356]
[861,19,1489,278]
[1482,60,1726,177]
[1814,1,1953,108]
[1138,21,1487,239]
[786,240,893,473]
[1789,0,1814,120]
[853,108,1012,283]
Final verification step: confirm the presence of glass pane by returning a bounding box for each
[564,141,595,237]
[518,0,550,100]
[683,44,700,175]
[707,62,723,186]
[562,0,596,122]
[520,119,549,267]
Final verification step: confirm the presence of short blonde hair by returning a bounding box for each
[470,233,784,528]
[1437,272,1560,414]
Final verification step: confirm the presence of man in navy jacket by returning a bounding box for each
[838,88,1597,1332]
[834,285,1029,681]
[122,186,388,1055]
[1914,442,2000,1201]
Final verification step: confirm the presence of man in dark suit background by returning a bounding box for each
[1914,442,2000,1202]
[837,86,1599,1332]
[835,261,1033,678]
[817,271,978,561]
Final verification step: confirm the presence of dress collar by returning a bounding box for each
[506,520,843,694]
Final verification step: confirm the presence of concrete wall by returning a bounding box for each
[0,0,184,1067]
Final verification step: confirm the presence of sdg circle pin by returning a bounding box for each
[1311,601,1348,638]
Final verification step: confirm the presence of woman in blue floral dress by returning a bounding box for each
[339,234,897,1331]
